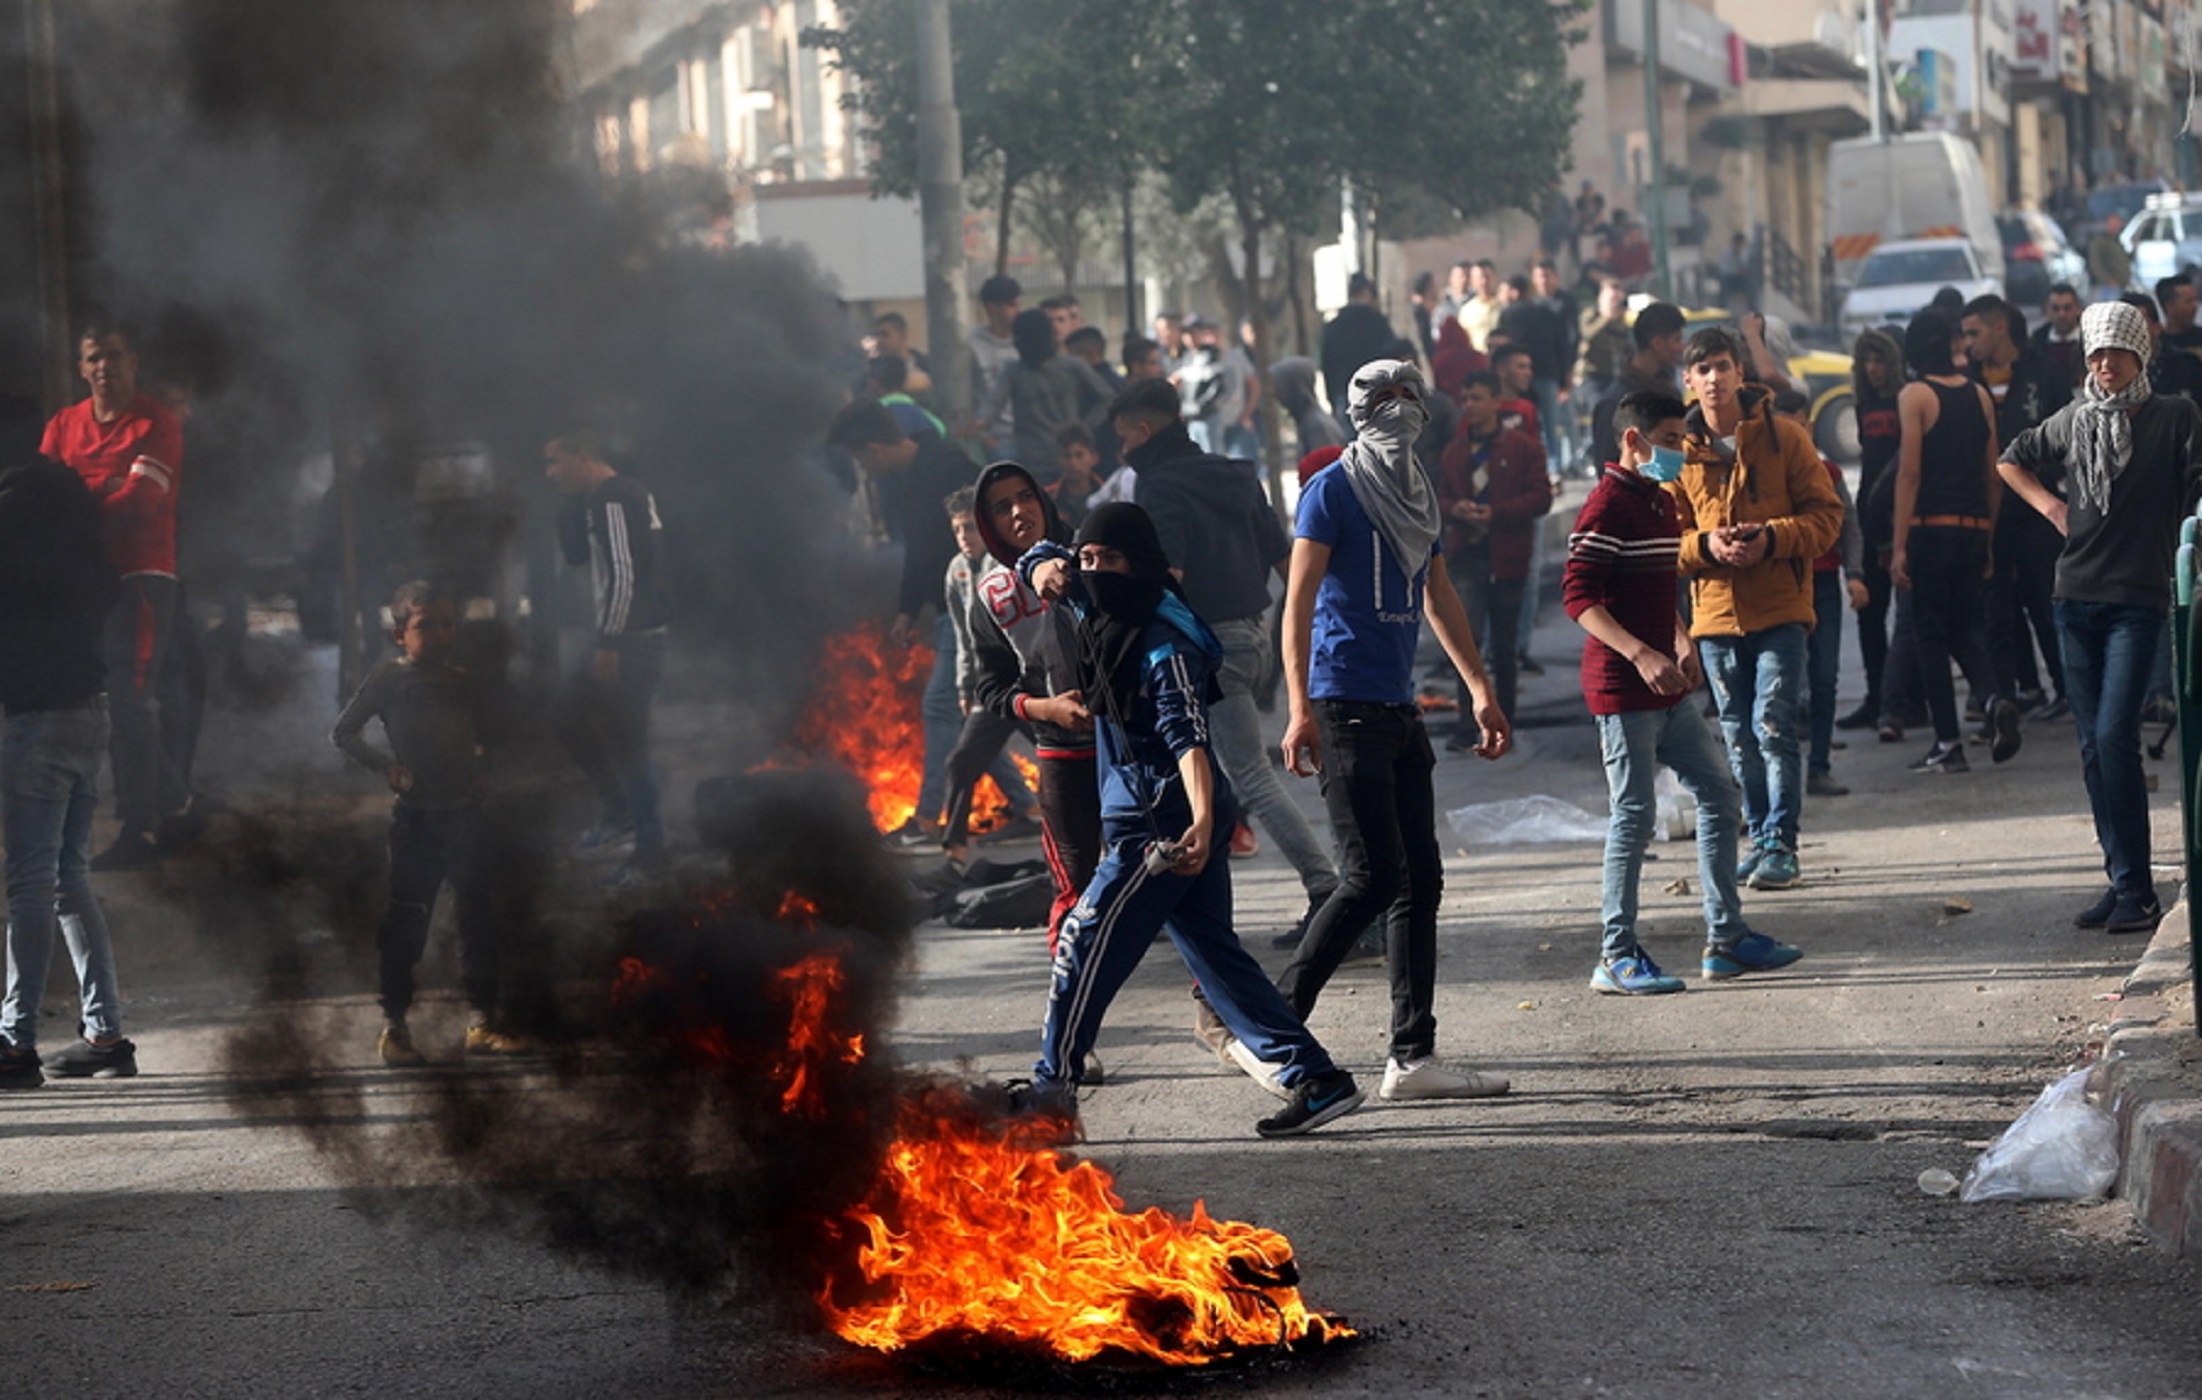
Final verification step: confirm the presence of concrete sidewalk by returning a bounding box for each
[2101,900,2202,1259]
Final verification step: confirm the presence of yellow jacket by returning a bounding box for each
[1668,385,1844,637]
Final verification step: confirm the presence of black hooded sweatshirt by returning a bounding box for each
[967,460,1095,754]
[1124,421,1288,625]
[0,457,119,712]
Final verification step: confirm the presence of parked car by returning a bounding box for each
[1999,210,2087,308]
[2067,180,2171,247]
[2121,191,2202,293]
[1837,238,2000,343]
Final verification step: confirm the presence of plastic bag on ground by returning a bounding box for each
[1957,1065,2120,1203]
[1447,795,1609,847]
[1654,770,1697,841]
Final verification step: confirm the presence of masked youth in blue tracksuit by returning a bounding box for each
[1018,503,1362,1138]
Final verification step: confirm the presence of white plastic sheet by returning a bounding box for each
[1447,795,1608,846]
[1958,1066,2121,1203]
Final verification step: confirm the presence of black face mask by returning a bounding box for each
[1084,569,1165,626]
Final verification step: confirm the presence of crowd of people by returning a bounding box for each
[824,245,2202,1141]
[0,323,677,1089]
[11,240,2195,1133]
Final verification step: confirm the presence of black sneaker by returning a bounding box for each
[42,1037,137,1079]
[975,813,1044,845]
[1271,888,1335,949]
[1908,742,1969,774]
[1256,1069,1365,1138]
[0,1038,40,1090]
[1835,703,1878,732]
[1988,697,2023,764]
[90,828,162,872]
[2104,891,2164,935]
[1002,1077,1083,1146]
[2073,887,2119,929]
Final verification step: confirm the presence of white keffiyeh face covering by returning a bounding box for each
[2071,302,2155,515]
[1339,359,1441,575]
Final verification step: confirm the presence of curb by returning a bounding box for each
[2101,899,2202,1260]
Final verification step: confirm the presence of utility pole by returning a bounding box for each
[27,0,72,412]
[1120,165,1138,336]
[1866,0,1886,141]
[913,0,969,423]
[1643,0,1672,300]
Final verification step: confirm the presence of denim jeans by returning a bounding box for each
[1595,702,1749,958]
[1208,615,1337,897]
[2055,600,2163,898]
[923,612,1031,834]
[1806,571,1842,773]
[0,698,121,1052]
[1531,375,1572,474]
[558,632,666,859]
[1450,548,1522,724]
[1275,701,1446,1063]
[1699,623,1807,853]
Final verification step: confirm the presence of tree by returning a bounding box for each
[805,0,1154,274]
[1143,0,1584,373]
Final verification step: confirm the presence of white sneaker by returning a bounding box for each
[1378,1056,1510,1101]
[1222,1036,1292,1100]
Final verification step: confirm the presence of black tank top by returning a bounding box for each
[1915,377,1990,519]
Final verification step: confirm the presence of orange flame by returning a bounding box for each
[758,623,1038,835]
[784,622,934,832]
[822,1104,1351,1365]
[768,953,865,1119]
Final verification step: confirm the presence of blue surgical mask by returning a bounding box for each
[1642,445,1686,483]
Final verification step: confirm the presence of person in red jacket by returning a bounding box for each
[39,323,184,870]
[1437,371,1551,748]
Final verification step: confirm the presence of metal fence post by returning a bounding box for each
[2178,518,2199,1035]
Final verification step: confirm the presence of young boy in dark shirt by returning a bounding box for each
[333,582,531,1065]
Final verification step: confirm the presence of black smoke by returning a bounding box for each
[38,0,952,1320]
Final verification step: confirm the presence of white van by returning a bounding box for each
[1827,132,2004,294]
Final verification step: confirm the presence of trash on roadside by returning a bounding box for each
[1940,897,1974,916]
[1662,878,1692,896]
[1448,795,1608,846]
[1916,1168,1959,1196]
[1516,1000,1536,1011]
[1958,1066,2120,1203]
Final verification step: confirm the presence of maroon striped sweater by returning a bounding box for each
[1563,465,1688,716]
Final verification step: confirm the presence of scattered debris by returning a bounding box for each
[1662,878,1692,896]
[13,1281,97,1294]
[1940,897,1974,916]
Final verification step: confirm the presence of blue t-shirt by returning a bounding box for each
[1295,467,1435,704]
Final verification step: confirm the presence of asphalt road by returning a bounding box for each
[6,636,2202,1399]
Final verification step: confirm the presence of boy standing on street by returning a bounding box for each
[334,582,532,1065]
[1668,328,1844,891]
[1998,300,2202,935]
[1566,392,1803,992]
[1275,359,1514,1102]
[0,397,131,1088]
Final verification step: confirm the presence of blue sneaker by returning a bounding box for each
[1702,932,1804,980]
[1735,838,1768,883]
[1591,948,1687,996]
[1748,846,1801,890]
